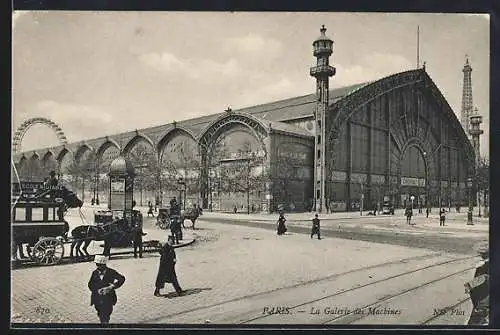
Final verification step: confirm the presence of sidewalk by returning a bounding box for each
[200,210,489,227]
[85,203,489,224]
[198,210,488,240]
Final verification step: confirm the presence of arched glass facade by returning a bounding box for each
[327,74,474,212]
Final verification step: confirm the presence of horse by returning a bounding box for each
[69,218,136,260]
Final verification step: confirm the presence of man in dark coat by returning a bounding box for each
[170,217,182,244]
[154,237,184,296]
[48,170,59,187]
[132,210,144,258]
[277,213,287,235]
[405,207,413,225]
[88,255,126,324]
[311,214,321,240]
[170,197,179,215]
[439,207,447,226]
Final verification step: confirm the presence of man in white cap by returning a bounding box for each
[88,255,126,324]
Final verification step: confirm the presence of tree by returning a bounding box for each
[272,155,297,208]
[161,141,203,208]
[127,143,158,206]
[476,157,489,217]
[220,141,266,214]
[65,153,96,201]
[19,158,45,182]
[271,148,313,212]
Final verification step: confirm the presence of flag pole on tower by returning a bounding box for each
[417,25,420,68]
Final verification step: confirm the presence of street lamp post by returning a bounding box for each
[360,183,364,216]
[467,177,474,225]
[178,178,186,211]
[95,159,100,205]
[477,175,481,218]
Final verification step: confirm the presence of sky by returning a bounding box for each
[12,12,490,158]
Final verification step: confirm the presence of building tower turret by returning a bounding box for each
[310,25,336,213]
[469,108,483,167]
[460,57,474,137]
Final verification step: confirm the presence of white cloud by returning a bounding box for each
[138,52,184,72]
[225,34,283,59]
[139,51,241,79]
[335,52,413,86]
[237,77,314,108]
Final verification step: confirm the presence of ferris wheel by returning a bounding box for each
[12,117,68,153]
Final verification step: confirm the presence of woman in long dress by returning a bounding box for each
[154,237,184,296]
[277,213,287,235]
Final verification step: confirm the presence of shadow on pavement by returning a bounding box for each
[158,287,212,299]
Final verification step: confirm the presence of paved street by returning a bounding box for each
[198,209,488,255]
[11,205,486,325]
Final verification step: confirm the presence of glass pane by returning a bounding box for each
[32,208,44,221]
[15,208,25,221]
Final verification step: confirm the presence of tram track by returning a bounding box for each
[237,255,476,324]
[143,253,476,324]
[420,297,472,325]
[321,266,474,325]
[141,252,443,323]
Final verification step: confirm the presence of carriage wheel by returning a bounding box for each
[32,237,65,265]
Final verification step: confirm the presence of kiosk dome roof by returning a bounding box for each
[109,155,135,176]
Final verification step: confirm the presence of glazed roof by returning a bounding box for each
[176,81,370,137]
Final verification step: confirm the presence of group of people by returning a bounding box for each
[405,206,448,226]
[88,235,184,324]
[276,213,321,240]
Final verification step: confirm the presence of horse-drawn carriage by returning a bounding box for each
[155,203,201,244]
[11,181,160,266]
[11,181,83,265]
[156,204,201,230]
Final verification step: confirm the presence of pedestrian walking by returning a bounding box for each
[426,207,430,218]
[405,206,413,225]
[147,201,154,217]
[277,213,287,235]
[154,236,184,297]
[189,203,200,230]
[440,207,446,226]
[88,255,126,324]
[311,214,321,239]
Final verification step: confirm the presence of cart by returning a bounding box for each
[156,208,170,229]
[11,181,83,266]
